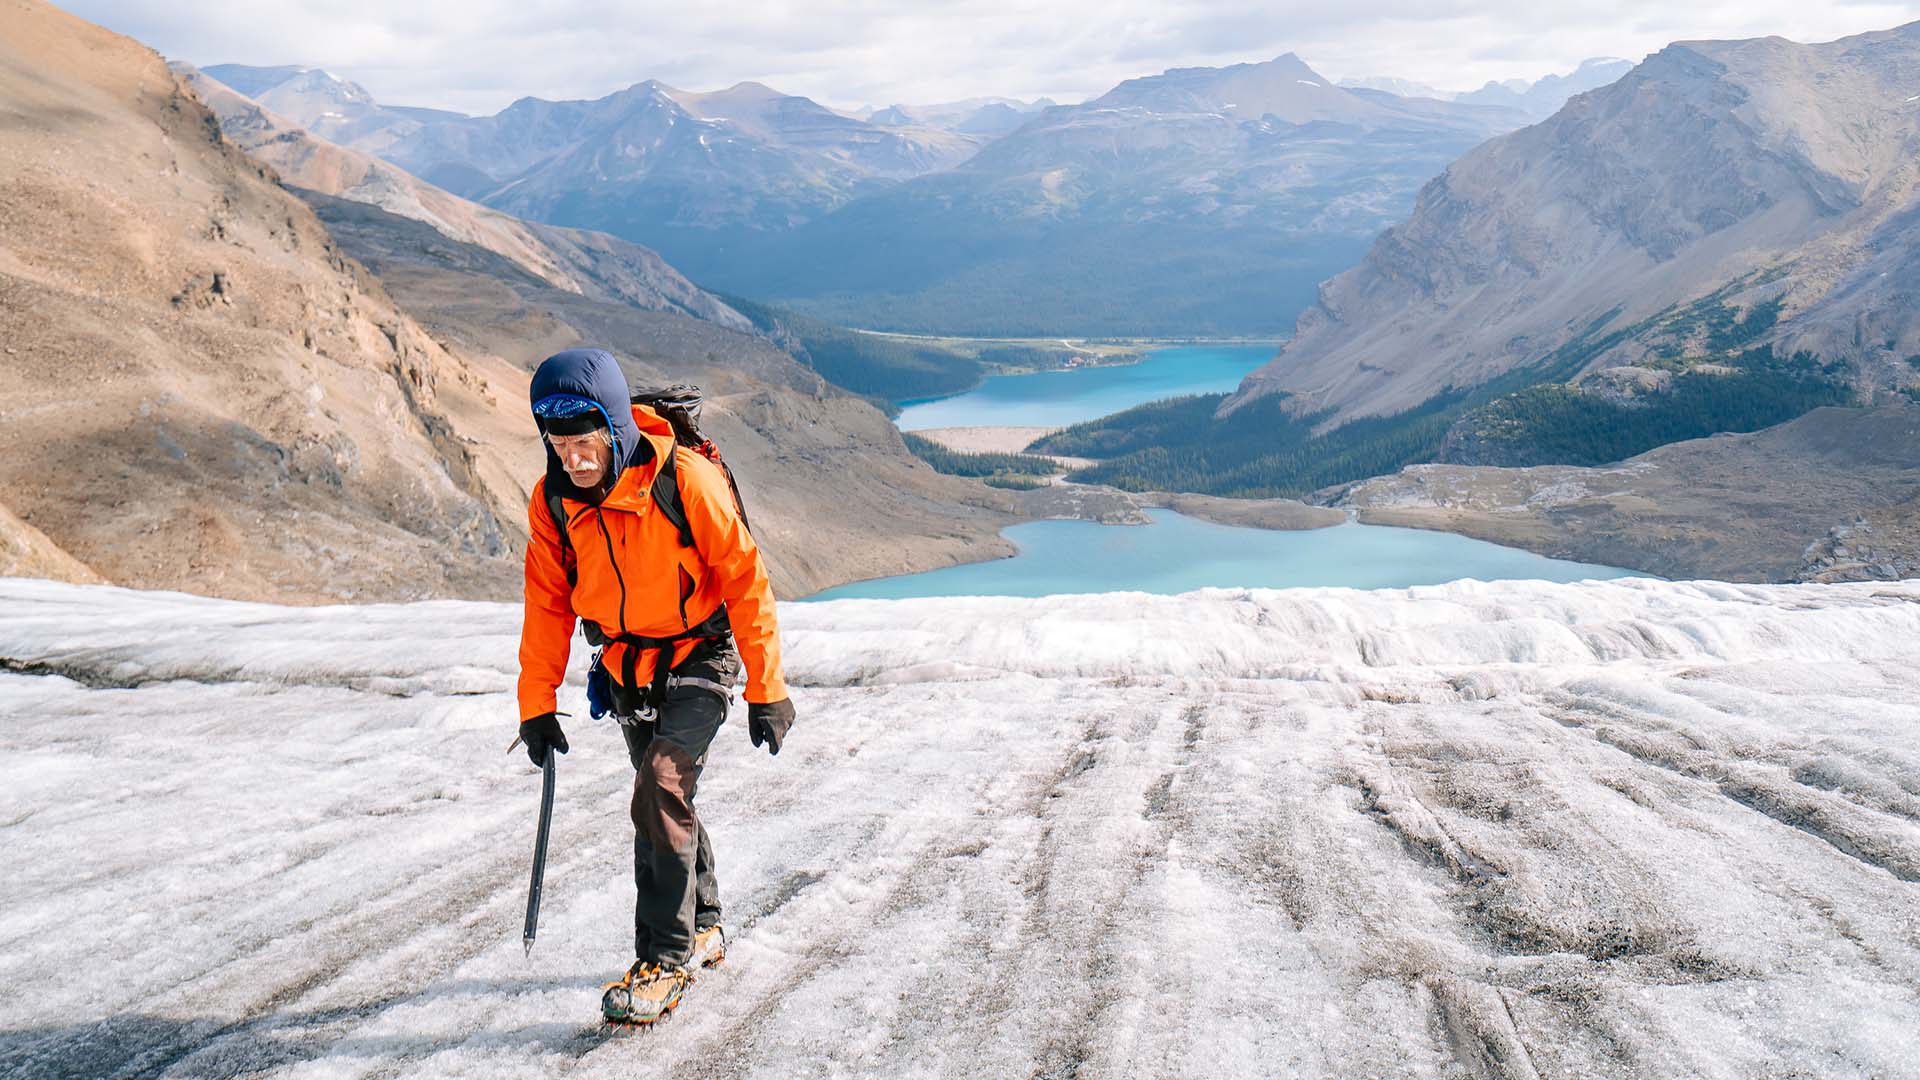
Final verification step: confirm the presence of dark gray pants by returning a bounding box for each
[615,637,737,966]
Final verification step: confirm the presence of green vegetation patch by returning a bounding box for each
[982,474,1052,490]
[901,432,1059,480]
[720,293,982,404]
[975,344,1146,372]
[1448,348,1852,467]
[1032,395,1226,458]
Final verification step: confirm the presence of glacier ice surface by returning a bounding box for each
[1,576,1918,1077]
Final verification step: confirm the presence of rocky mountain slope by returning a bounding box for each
[1227,24,1920,424]
[0,0,533,603]
[707,55,1532,334]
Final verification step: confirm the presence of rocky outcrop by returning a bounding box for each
[0,501,103,585]
[1227,23,1920,424]
[1332,405,1920,582]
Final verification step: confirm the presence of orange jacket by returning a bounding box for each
[517,405,787,720]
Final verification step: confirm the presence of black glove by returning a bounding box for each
[748,699,795,756]
[520,712,569,766]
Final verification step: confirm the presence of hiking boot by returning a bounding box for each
[690,924,727,969]
[601,961,690,1026]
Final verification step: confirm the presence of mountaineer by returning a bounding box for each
[514,347,795,1026]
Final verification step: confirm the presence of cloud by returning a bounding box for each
[61,0,1920,115]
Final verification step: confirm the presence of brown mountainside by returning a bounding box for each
[1227,23,1920,423]
[0,0,534,601]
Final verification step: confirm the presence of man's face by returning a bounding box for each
[548,429,612,488]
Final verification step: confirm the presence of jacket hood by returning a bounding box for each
[529,348,646,497]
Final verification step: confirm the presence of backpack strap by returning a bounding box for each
[650,445,696,550]
[544,487,577,587]
[717,458,753,535]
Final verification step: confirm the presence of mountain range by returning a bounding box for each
[1451,58,1636,118]
[1335,59,1634,118]
[862,96,1057,136]
[669,54,1536,334]
[205,54,1564,335]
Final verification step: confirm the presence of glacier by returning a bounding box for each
[1,575,1918,1078]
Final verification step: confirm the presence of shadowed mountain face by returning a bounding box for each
[1228,24,1920,423]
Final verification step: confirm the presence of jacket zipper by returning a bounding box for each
[677,565,694,629]
[594,509,629,634]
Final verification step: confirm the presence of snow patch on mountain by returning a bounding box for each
[2,576,1917,1077]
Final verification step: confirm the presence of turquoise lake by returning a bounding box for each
[894,343,1277,430]
[807,511,1646,600]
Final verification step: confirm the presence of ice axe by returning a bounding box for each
[512,740,558,957]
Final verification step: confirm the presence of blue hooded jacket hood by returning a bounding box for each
[529,348,645,498]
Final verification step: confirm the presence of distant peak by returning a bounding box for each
[720,80,784,98]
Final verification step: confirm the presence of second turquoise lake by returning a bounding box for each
[894,343,1277,430]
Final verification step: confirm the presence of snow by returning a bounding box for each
[3,576,1919,1077]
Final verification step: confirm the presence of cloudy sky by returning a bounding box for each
[65,0,1920,115]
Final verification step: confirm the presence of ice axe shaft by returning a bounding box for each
[523,751,556,957]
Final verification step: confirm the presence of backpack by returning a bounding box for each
[545,384,753,586]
